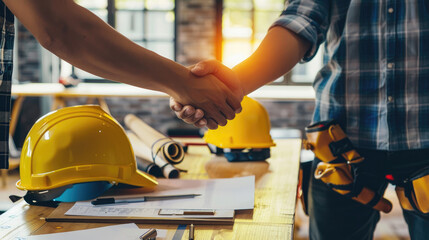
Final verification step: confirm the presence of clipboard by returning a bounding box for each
[45,203,235,225]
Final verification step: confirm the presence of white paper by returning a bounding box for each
[138,175,255,210]
[17,224,167,240]
[69,176,255,213]
[66,204,234,218]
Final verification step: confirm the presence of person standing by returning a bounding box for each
[0,0,243,169]
[172,1,429,239]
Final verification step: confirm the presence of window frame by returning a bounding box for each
[217,0,318,86]
[70,0,178,82]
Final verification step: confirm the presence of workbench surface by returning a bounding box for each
[0,139,301,240]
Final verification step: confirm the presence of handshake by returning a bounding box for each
[169,60,244,129]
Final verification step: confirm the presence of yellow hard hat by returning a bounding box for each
[16,105,157,192]
[204,96,276,149]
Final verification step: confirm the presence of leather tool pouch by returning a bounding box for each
[299,161,312,215]
[303,120,392,213]
[396,166,429,214]
[303,120,363,164]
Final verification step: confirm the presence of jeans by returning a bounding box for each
[308,148,429,240]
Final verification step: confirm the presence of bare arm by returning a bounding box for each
[171,26,310,127]
[233,26,310,95]
[6,0,177,92]
[5,0,241,128]
[188,26,310,96]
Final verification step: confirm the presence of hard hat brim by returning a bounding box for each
[16,167,158,191]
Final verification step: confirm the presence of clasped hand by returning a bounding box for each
[170,60,243,129]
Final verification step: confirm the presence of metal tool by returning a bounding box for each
[91,194,201,205]
[140,228,157,240]
[189,224,195,240]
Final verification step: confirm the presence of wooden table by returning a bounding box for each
[0,139,301,240]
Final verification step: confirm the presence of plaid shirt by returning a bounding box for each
[0,2,14,169]
[272,0,429,151]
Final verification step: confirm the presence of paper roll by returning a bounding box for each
[127,132,180,179]
[124,114,185,165]
[136,156,163,177]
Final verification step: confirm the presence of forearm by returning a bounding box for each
[47,4,184,95]
[5,0,182,95]
[233,26,310,95]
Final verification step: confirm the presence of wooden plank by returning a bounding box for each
[11,83,168,98]
[182,223,294,240]
[12,83,315,100]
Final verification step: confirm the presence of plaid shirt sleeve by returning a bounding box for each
[0,2,15,169]
[270,0,330,62]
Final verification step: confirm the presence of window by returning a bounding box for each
[60,0,176,81]
[115,0,175,59]
[221,0,322,85]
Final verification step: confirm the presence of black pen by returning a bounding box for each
[91,194,201,205]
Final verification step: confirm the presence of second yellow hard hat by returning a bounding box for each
[204,96,275,149]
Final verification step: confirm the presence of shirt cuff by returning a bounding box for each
[270,14,321,62]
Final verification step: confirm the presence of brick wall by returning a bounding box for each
[64,97,315,135]
[176,0,218,66]
[260,100,314,131]
[14,0,315,144]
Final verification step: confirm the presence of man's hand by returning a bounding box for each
[169,70,242,129]
[170,60,244,128]
[191,60,244,99]
[169,97,208,127]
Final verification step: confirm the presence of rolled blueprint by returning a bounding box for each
[127,132,180,179]
[124,114,184,165]
[136,156,163,178]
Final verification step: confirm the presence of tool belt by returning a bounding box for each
[394,166,429,214]
[298,160,312,216]
[303,120,392,213]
